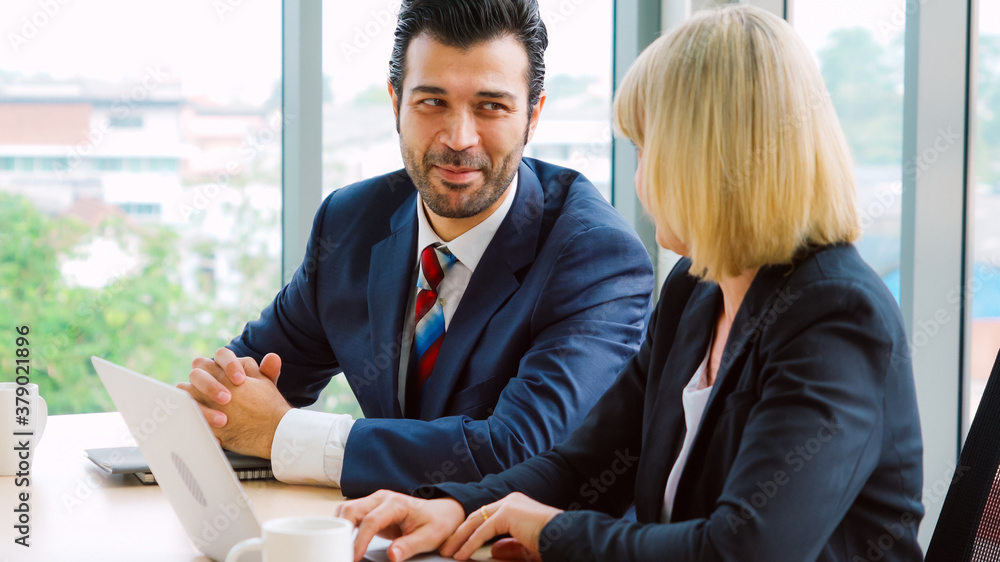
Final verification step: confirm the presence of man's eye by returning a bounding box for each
[482,102,507,111]
[421,98,444,107]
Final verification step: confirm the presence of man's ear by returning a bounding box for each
[388,80,400,122]
[525,91,546,144]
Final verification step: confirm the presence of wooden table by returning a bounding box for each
[0,413,492,561]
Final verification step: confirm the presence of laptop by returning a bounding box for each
[91,356,456,562]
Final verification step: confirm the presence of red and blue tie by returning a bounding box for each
[408,244,458,414]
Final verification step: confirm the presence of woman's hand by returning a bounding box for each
[439,492,563,561]
[335,490,466,562]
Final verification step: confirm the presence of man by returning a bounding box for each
[180,0,654,498]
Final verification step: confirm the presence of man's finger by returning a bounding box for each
[178,383,228,428]
[214,347,246,384]
[260,353,282,384]
[238,357,264,380]
[198,402,227,428]
[224,358,249,386]
[177,380,209,404]
[189,368,232,405]
[191,356,224,376]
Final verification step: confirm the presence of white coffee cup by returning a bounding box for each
[226,515,354,562]
[0,382,48,477]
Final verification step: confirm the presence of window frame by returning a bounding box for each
[282,0,323,285]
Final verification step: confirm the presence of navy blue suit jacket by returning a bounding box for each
[433,244,924,561]
[228,158,654,497]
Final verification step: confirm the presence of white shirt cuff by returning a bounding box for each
[270,409,355,487]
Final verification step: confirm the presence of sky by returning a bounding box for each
[0,0,997,105]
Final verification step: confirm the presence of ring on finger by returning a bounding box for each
[480,506,490,522]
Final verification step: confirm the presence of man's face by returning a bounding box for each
[389,33,544,220]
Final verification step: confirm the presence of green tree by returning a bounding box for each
[0,193,214,413]
[352,83,391,106]
[0,184,364,419]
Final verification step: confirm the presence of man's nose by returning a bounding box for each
[438,109,480,152]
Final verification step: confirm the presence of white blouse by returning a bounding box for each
[661,343,714,524]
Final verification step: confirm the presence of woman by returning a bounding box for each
[337,6,924,561]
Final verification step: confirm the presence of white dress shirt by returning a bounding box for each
[269,174,518,487]
[661,341,714,523]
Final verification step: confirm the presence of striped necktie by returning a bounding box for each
[408,243,458,414]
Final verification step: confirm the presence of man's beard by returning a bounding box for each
[401,138,524,219]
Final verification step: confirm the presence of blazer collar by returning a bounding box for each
[708,259,800,397]
[669,259,804,521]
[474,160,544,274]
[636,281,721,522]
[366,188,419,418]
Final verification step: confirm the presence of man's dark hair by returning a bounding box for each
[389,0,548,115]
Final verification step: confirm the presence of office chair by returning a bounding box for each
[926,347,1000,561]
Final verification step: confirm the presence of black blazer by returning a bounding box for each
[432,244,924,561]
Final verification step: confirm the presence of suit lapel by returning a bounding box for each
[367,191,419,418]
[700,263,797,422]
[636,282,721,522]
[670,263,798,520]
[418,162,543,419]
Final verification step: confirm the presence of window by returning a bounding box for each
[524,0,614,200]
[110,115,143,128]
[118,202,162,216]
[93,157,124,172]
[0,0,282,415]
[149,157,180,173]
[39,157,69,172]
[17,157,35,172]
[125,158,143,173]
[969,0,1000,417]
[792,0,905,299]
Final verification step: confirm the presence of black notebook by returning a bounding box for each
[85,446,274,485]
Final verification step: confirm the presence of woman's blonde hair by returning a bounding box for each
[614,5,859,282]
